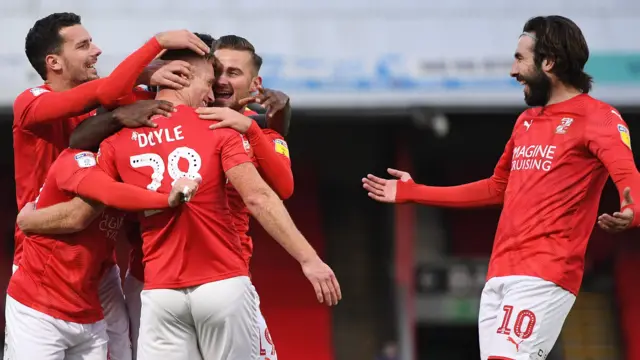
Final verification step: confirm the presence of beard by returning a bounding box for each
[518,66,552,107]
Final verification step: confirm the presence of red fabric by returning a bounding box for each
[226,116,293,266]
[396,94,640,295]
[8,149,125,323]
[12,84,96,265]
[97,38,162,108]
[616,237,640,360]
[251,168,333,360]
[246,121,293,199]
[73,166,170,211]
[98,105,250,290]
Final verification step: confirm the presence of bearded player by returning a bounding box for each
[122,34,294,359]
[363,15,640,360]
[10,12,209,360]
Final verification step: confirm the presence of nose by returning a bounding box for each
[510,60,518,78]
[92,43,102,58]
[206,88,214,103]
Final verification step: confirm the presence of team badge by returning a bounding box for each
[274,139,289,158]
[555,118,573,134]
[618,124,632,150]
[29,87,49,97]
[74,151,97,168]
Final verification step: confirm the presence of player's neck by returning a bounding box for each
[44,76,78,92]
[546,84,582,106]
[156,90,191,108]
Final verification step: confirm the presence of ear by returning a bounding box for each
[541,57,555,73]
[45,54,63,72]
[250,76,262,93]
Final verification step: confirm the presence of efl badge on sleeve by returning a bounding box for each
[29,87,49,97]
[75,152,97,168]
[618,124,632,150]
[274,139,289,158]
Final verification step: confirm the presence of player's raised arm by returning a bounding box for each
[363,137,513,207]
[69,99,173,151]
[97,30,210,108]
[587,109,640,231]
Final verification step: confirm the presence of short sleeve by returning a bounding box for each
[220,130,253,172]
[97,138,121,181]
[55,150,98,193]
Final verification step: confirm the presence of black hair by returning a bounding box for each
[523,15,593,93]
[25,12,82,80]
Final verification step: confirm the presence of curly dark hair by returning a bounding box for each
[25,12,82,80]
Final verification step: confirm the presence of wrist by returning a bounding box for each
[298,250,320,266]
[246,120,262,138]
[395,179,416,204]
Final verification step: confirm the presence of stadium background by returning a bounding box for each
[1,1,640,359]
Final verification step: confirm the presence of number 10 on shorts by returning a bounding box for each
[496,305,537,339]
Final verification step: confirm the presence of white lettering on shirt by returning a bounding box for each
[511,145,557,172]
[136,126,185,148]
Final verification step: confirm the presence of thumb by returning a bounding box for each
[387,168,404,179]
[208,120,224,130]
[237,96,257,106]
[623,187,634,206]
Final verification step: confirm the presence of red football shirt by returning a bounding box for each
[8,149,124,323]
[13,84,96,266]
[226,128,291,266]
[397,94,640,294]
[97,105,251,289]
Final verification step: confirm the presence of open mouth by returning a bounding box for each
[214,90,233,100]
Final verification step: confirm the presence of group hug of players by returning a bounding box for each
[4,12,341,360]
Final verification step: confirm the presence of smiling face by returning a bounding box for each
[212,48,261,110]
[510,34,552,107]
[48,24,102,85]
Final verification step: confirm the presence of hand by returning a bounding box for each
[145,60,192,89]
[301,257,341,306]
[362,168,413,203]
[113,100,175,128]
[195,107,252,133]
[168,177,202,207]
[155,30,210,56]
[598,187,635,233]
[238,86,290,118]
[18,202,36,218]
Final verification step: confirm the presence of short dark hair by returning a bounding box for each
[161,32,215,62]
[523,15,593,93]
[214,35,263,73]
[25,12,82,81]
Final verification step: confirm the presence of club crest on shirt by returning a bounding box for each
[274,139,289,158]
[29,87,49,97]
[75,152,97,168]
[618,124,632,150]
[555,118,573,134]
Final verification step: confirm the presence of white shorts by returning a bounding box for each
[478,275,576,360]
[123,271,144,360]
[4,295,108,360]
[3,265,19,360]
[137,276,260,360]
[99,264,132,360]
[256,298,277,360]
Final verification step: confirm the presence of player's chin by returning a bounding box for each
[212,97,235,108]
